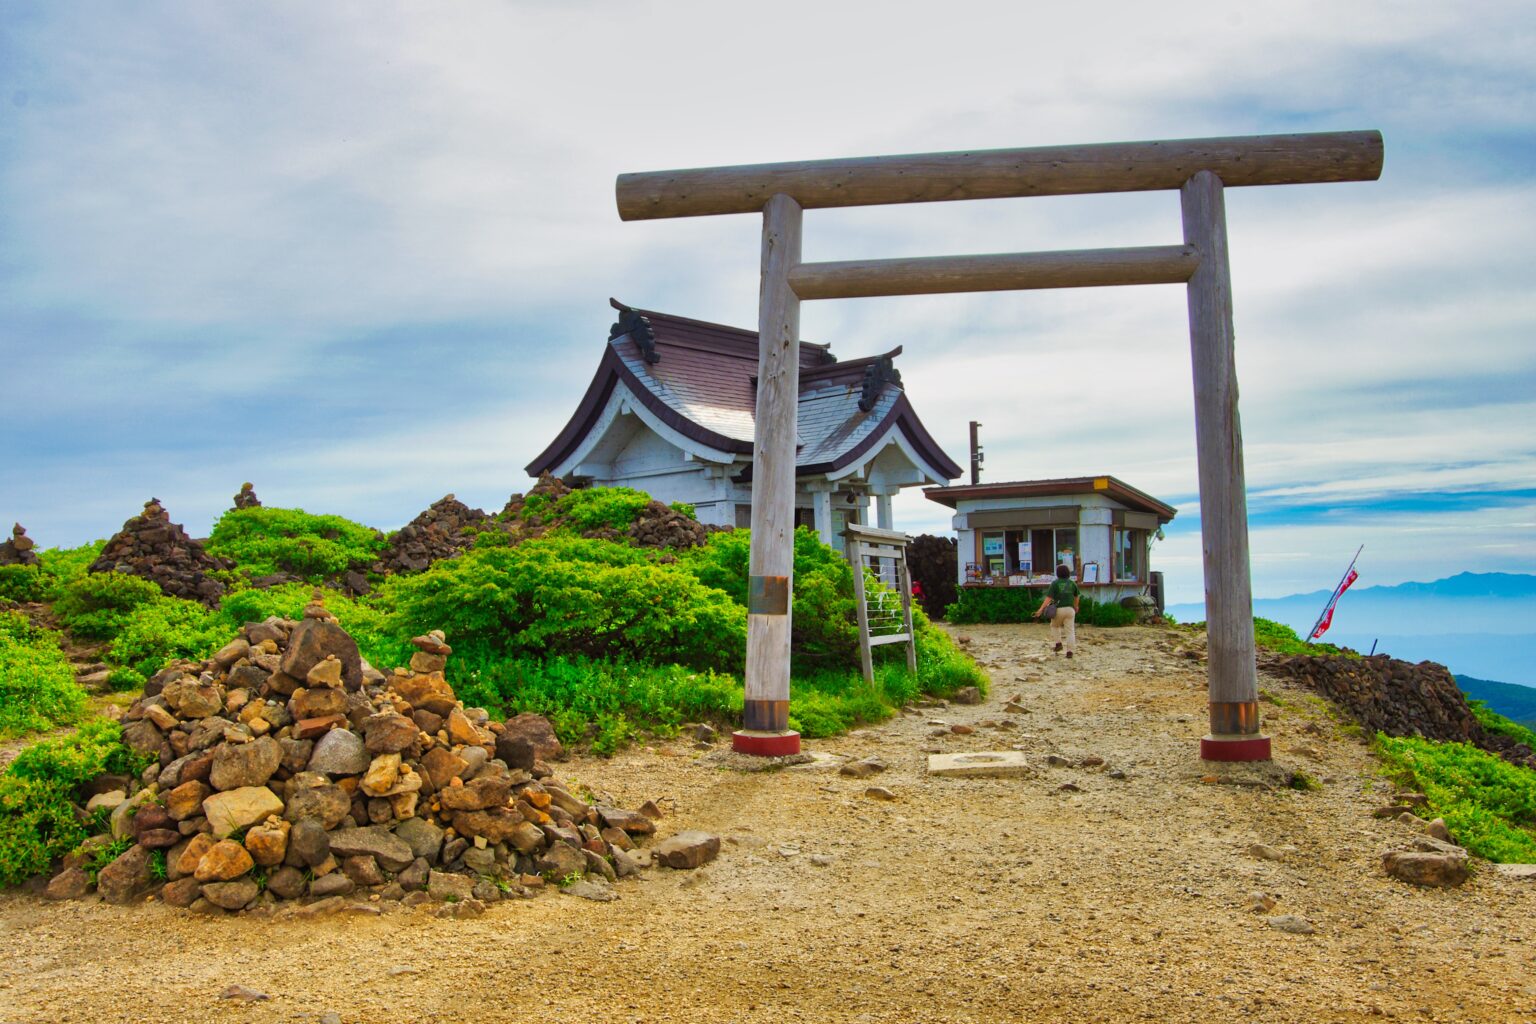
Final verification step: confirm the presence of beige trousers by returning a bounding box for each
[1050,605,1077,653]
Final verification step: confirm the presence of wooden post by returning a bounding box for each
[875,493,893,530]
[1181,170,1269,762]
[897,555,917,673]
[735,193,804,757]
[848,533,875,685]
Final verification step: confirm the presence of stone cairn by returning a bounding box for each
[375,495,491,575]
[47,593,720,914]
[232,483,261,510]
[626,501,712,550]
[0,523,39,566]
[88,499,228,606]
[499,471,573,527]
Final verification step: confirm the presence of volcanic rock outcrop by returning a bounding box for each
[1275,652,1536,769]
[88,499,228,605]
[375,495,491,575]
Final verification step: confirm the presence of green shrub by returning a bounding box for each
[678,527,860,672]
[0,565,46,603]
[35,541,105,598]
[0,775,86,886]
[943,587,1137,626]
[206,507,385,581]
[0,612,87,738]
[1374,733,1536,862]
[669,501,697,519]
[454,655,743,756]
[1470,701,1536,751]
[52,572,164,640]
[551,487,654,532]
[102,596,226,688]
[377,536,746,673]
[0,720,150,886]
[6,718,151,785]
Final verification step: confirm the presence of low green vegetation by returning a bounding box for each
[943,586,1138,627]
[0,720,150,887]
[378,535,747,674]
[549,486,654,532]
[0,612,87,738]
[1470,700,1536,749]
[8,489,985,760]
[1251,617,1351,657]
[1374,730,1536,862]
[0,565,47,604]
[206,506,385,582]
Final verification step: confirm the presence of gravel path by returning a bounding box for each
[2,622,1533,1023]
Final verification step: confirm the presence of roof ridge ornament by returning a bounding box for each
[858,354,901,412]
[607,299,659,364]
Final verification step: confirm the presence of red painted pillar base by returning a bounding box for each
[732,730,802,757]
[1200,734,1272,762]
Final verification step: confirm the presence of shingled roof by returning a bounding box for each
[527,300,961,480]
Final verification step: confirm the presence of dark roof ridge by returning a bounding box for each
[611,297,834,354]
[801,345,905,382]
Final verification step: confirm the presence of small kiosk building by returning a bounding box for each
[924,476,1177,603]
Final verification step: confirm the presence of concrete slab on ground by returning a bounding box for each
[927,751,1033,778]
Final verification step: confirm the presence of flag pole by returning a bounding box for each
[1307,544,1364,641]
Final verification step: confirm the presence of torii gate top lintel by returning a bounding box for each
[616,130,1383,220]
[615,128,1383,761]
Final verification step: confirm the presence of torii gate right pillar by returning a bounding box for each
[1182,170,1269,761]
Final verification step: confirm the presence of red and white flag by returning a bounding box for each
[1310,569,1359,639]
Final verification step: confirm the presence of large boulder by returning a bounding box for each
[209,736,281,791]
[203,786,285,838]
[97,845,156,905]
[308,728,369,775]
[280,619,363,691]
[501,713,563,762]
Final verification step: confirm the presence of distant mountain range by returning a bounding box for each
[1166,571,1536,688]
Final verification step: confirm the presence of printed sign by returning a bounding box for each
[982,536,1004,556]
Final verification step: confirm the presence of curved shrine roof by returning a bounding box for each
[527,301,962,481]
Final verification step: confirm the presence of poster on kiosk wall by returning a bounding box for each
[1018,541,1032,574]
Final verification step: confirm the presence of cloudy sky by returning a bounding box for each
[2,0,1532,606]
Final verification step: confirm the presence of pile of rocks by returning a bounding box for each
[375,495,491,575]
[499,472,573,527]
[232,483,261,510]
[625,500,712,550]
[1275,653,1536,769]
[88,499,229,606]
[47,593,718,914]
[0,523,39,566]
[1371,798,1472,887]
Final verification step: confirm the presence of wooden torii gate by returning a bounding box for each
[616,130,1383,760]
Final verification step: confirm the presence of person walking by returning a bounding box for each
[1035,563,1082,658]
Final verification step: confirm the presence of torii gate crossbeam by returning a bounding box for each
[616,130,1384,760]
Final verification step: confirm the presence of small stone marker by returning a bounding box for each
[927,751,1032,778]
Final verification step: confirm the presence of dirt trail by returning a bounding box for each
[2,622,1533,1024]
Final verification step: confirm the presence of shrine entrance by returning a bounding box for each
[616,130,1384,760]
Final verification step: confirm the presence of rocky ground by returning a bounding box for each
[2,622,1534,1023]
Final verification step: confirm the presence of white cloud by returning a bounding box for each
[2,0,1533,607]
